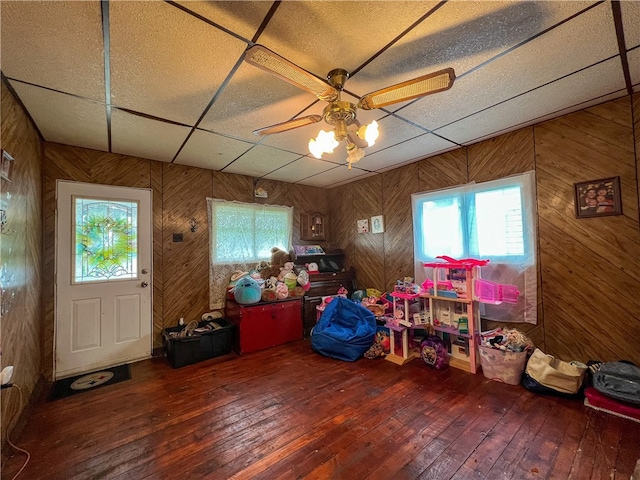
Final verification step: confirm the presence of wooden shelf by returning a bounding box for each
[300,212,325,241]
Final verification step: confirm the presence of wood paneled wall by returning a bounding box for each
[334,94,640,365]
[535,97,639,364]
[41,144,330,381]
[0,82,43,444]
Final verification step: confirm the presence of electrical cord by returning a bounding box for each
[3,384,31,480]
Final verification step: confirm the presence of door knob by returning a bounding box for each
[141,281,149,288]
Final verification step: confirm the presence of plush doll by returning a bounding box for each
[278,261,295,281]
[297,269,310,291]
[275,282,289,299]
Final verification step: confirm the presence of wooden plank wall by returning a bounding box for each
[41,145,330,381]
[333,94,640,365]
[535,97,640,364]
[0,82,43,444]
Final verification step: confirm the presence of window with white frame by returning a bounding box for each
[208,198,292,264]
[412,171,537,324]
[206,198,293,309]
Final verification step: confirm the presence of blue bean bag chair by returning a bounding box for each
[311,297,376,361]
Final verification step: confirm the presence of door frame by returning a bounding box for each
[54,180,153,379]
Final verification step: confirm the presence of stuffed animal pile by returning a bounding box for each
[227,247,311,304]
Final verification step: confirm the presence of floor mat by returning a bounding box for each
[47,364,131,402]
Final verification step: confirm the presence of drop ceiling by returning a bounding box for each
[1,1,639,188]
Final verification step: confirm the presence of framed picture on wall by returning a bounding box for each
[574,176,622,218]
[357,219,369,233]
[371,215,384,233]
[1,150,14,182]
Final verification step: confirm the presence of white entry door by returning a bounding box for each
[55,181,152,379]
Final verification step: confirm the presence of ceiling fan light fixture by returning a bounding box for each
[346,142,365,170]
[309,129,338,158]
[357,120,379,147]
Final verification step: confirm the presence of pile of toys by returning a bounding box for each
[227,247,311,305]
[480,327,534,353]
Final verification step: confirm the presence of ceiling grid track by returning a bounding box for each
[101,0,112,153]
[611,0,633,96]
[169,1,282,165]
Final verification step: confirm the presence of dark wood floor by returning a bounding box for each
[3,339,639,479]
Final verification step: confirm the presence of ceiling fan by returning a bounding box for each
[244,44,455,168]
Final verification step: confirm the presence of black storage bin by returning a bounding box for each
[163,319,234,368]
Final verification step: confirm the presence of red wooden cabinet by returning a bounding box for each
[226,298,302,354]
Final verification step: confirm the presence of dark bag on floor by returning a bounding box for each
[593,361,640,406]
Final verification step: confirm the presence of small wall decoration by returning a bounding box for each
[1,150,14,182]
[574,176,622,218]
[357,219,369,233]
[371,215,384,233]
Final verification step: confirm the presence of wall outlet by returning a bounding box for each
[173,233,183,242]
[1,366,14,385]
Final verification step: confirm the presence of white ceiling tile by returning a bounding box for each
[1,1,105,101]
[296,165,372,188]
[9,80,107,151]
[436,58,626,145]
[173,1,274,41]
[111,110,191,162]
[361,133,457,171]
[222,145,302,177]
[397,2,619,131]
[257,1,441,77]
[174,129,254,170]
[324,171,379,189]
[621,1,640,49]
[109,1,247,125]
[470,91,630,144]
[348,1,598,105]
[263,157,343,184]
[199,63,316,142]
[363,115,429,156]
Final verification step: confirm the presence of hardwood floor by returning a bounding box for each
[3,340,639,479]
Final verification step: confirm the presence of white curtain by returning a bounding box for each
[412,171,537,324]
[207,198,293,310]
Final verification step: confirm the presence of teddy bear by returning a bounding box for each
[259,247,292,280]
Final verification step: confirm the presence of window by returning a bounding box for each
[206,198,293,310]
[73,197,138,283]
[412,171,537,323]
[207,198,292,264]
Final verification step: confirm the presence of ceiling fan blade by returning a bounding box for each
[244,45,338,102]
[253,115,323,136]
[358,67,456,110]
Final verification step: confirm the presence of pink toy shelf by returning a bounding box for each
[419,256,521,375]
[423,256,520,305]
